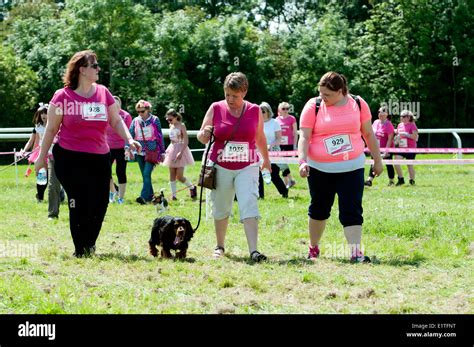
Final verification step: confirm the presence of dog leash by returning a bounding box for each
[193,127,215,232]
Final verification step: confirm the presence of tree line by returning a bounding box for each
[1,0,472,132]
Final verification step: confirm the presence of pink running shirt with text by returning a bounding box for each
[299,96,371,163]
[276,115,297,145]
[397,122,418,148]
[107,109,132,149]
[210,100,260,170]
[372,119,395,148]
[50,84,115,154]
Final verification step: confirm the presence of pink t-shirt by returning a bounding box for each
[397,122,418,148]
[372,119,395,148]
[50,84,115,154]
[106,109,132,149]
[210,101,260,170]
[299,96,371,163]
[276,115,297,145]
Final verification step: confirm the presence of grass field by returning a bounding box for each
[0,155,473,314]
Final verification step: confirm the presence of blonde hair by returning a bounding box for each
[400,109,416,122]
[135,99,152,111]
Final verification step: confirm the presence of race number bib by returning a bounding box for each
[137,125,154,141]
[280,136,288,145]
[82,103,107,121]
[222,141,249,162]
[324,134,353,156]
[399,138,408,148]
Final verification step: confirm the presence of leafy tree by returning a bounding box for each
[0,44,39,127]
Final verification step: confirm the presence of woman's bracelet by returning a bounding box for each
[298,158,307,166]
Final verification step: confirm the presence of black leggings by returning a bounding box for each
[53,144,111,255]
[110,148,128,184]
[369,154,395,179]
[258,163,288,198]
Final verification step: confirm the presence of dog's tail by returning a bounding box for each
[148,241,159,257]
[160,188,166,194]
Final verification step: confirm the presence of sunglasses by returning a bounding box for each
[88,63,100,70]
[400,115,409,118]
[281,108,289,111]
[166,118,173,122]
[261,109,267,113]
[137,110,147,114]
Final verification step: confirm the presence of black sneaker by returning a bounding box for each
[364,180,373,187]
[409,179,415,185]
[190,186,197,200]
[250,250,267,262]
[396,177,405,186]
[136,197,147,205]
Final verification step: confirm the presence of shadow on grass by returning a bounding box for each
[329,255,426,267]
[96,252,197,263]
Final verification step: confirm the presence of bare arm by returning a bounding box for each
[297,127,312,177]
[197,105,214,144]
[34,105,62,172]
[271,130,282,148]
[361,120,383,176]
[22,132,36,153]
[181,123,189,147]
[109,104,141,153]
[256,110,271,171]
[292,122,298,150]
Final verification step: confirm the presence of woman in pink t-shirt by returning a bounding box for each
[298,71,383,263]
[107,96,132,204]
[276,102,297,189]
[365,106,395,186]
[394,110,419,185]
[35,50,140,258]
[197,72,271,262]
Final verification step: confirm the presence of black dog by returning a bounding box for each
[148,216,194,259]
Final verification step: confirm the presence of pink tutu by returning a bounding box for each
[163,143,195,168]
[28,147,40,164]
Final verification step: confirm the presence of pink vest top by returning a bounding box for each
[210,100,260,170]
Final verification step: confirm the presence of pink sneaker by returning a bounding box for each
[350,250,371,263]
[308,245,320,260]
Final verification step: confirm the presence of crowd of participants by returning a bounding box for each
[25,50,419,261]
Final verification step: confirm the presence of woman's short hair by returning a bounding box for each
[166,108,182,122]
[400,109,416,122]
[278,102,290,111]
[259,102,274,118]
[223,72,248,92]
[135,99,152,111]
[63,50,97,90]
[319,71,348,95]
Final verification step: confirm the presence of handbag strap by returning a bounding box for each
[138,118,152,152]
[194,102,247,233]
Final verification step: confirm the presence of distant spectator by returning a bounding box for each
[107,96,132,204]
[365,106,395,186]
[276,101,297,189]
[394,110,418,186]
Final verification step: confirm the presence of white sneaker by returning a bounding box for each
[213,246,225,259]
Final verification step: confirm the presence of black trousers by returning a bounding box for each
[110,148,128,184]
[258,163,288,198]
[307,167,364,227]
[53,144,111,255]
[369,154,395,179]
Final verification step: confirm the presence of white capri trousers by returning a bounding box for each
[211,164,260,222]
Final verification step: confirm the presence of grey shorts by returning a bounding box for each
[211,164,260,222]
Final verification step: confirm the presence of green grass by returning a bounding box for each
[0,155,473,313]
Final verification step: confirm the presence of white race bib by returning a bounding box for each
[137,125,154,141]
[324,134,353,156]
[222,141,249,162]
[82,103,107,121]
[399,138,408,148]
[280,136,288,145]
